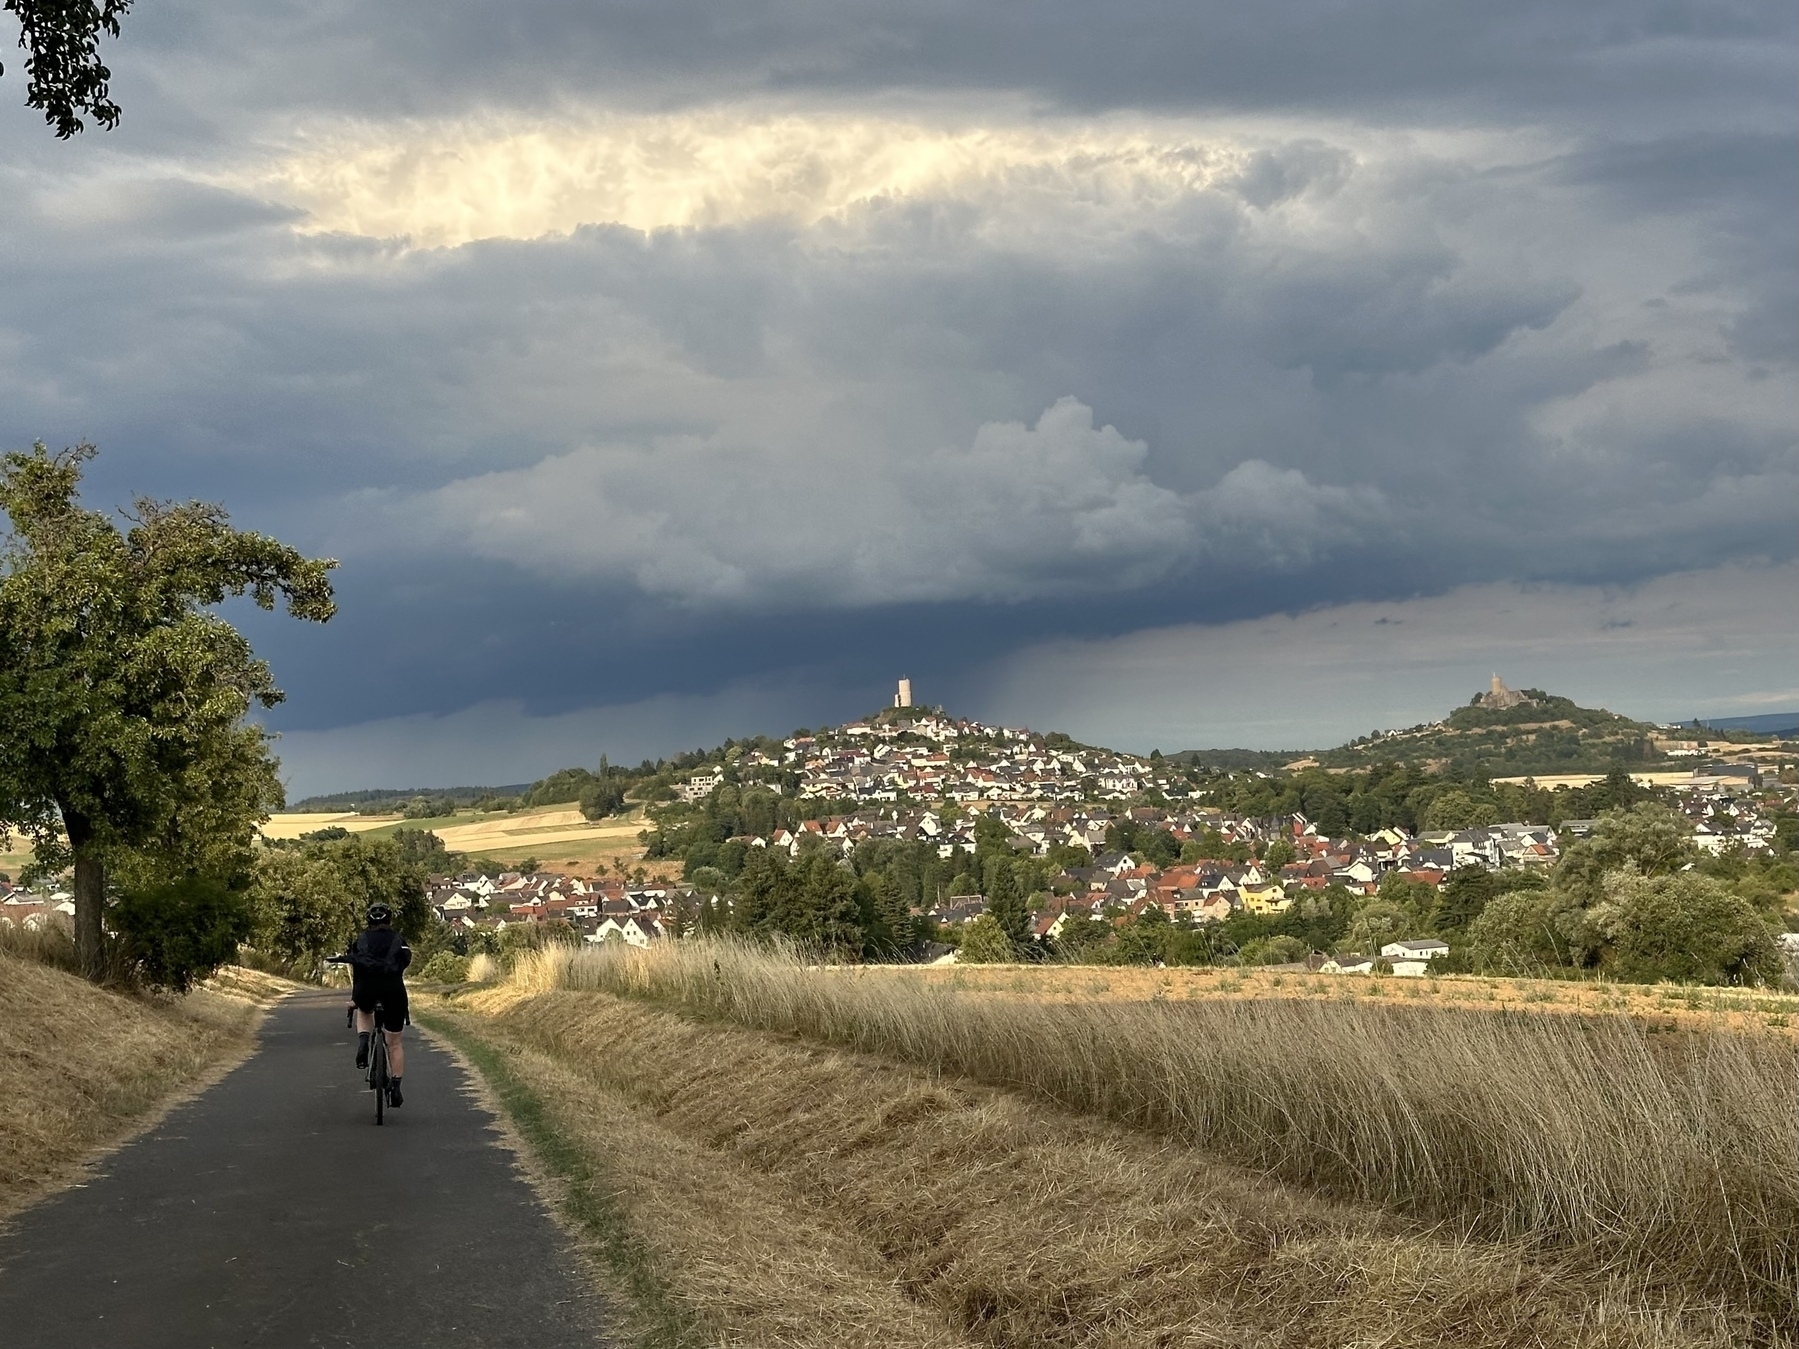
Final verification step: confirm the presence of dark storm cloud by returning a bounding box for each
[0,0,1791,783]
[110,0,1796,132]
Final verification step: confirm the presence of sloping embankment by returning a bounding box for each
[0,956,284,1218]
[432,984,1762,1349]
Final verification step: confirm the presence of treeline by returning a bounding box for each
[649,783,1793,984]
[288,784,527,815]
[647,790,1089,959]
[1199,764,1652,835]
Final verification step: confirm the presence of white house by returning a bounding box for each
[676,769,726,803]
[1320,953,1376,975]
[1381,939,1450,962]
[586,914,658,947]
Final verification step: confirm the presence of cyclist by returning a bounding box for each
[334,902,413,1107]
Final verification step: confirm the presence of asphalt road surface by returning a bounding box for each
[0,990,608,1348]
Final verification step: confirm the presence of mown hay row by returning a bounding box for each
[454,985,1758,1348]
[525,939,1799,1325]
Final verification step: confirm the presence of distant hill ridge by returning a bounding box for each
[1694,712,1799,736]
[288,784,530,813]
[287,679,1779,805]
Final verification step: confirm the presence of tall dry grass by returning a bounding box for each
[0,922,79,972]
[527,939,1799,1323]
[445,989,1761,1348]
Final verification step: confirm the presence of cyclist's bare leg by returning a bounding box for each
[354,1008,375,1034]
[385,1030,404,1077]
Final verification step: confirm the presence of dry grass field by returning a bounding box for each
[429,941,1798,1348]
[0,944,288,1219]
[909,962,1799,1036]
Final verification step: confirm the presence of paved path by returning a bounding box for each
[0,990,607,1348]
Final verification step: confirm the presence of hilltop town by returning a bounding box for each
[349,680,1796,975]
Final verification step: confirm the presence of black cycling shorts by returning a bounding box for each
[352,978,408,1032]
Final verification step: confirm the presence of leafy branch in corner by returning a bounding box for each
[4,0,132,137]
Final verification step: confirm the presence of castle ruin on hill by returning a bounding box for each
[1475,674,1531,711]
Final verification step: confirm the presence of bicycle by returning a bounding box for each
[328,955,401,1125]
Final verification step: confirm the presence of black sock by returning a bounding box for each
[357,1032,370,1051]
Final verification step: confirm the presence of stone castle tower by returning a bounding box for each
[1476,674,1529,711]
[894,677,913,709]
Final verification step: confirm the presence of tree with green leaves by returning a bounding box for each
[862,870,917,956]
[249,834,430,977]
[1587,868,1784,986]
[1466,889,1568,974]
[1554,803,1695,901]
[983,857,1033,948]
[1261,837,1297,870]
[1343,899,1413,956]
[0,443,336,979]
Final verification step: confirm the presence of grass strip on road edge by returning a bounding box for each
[417,1008,705,1349]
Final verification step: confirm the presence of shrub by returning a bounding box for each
[418,950,470,983]
[1239,934,1307,965]
[954,914,1014,963]
[465,952,499,982]
[1467,889,1569,974]
[110,877,253,992]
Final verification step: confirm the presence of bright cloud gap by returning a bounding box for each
[253,110,1370,245]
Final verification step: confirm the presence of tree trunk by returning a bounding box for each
[66,814,108,982]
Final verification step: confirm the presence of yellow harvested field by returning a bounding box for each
[258,812,389,838]
[260,804,652,867]
[432,811,642,854]
[1488,770,1719,788]
[462,947,1797,1343]
[261,806,639,847]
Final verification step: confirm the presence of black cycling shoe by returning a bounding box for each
[386,1083,403,1108]
[354,1033,370,1069]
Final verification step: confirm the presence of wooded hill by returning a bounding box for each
[1313,689,1666,777]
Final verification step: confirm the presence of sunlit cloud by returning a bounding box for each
[253,109,1370,245]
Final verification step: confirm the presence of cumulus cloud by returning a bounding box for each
[408,398,1313,606]
[393,398,1401,610]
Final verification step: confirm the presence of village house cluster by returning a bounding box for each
[751,803,1555,944]
[426,871,681,947]
[413,704,1792,967]
[717,710,1171,804]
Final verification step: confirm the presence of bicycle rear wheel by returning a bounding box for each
[370,1008,388,1126]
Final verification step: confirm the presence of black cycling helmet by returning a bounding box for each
[365,902,394,924]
